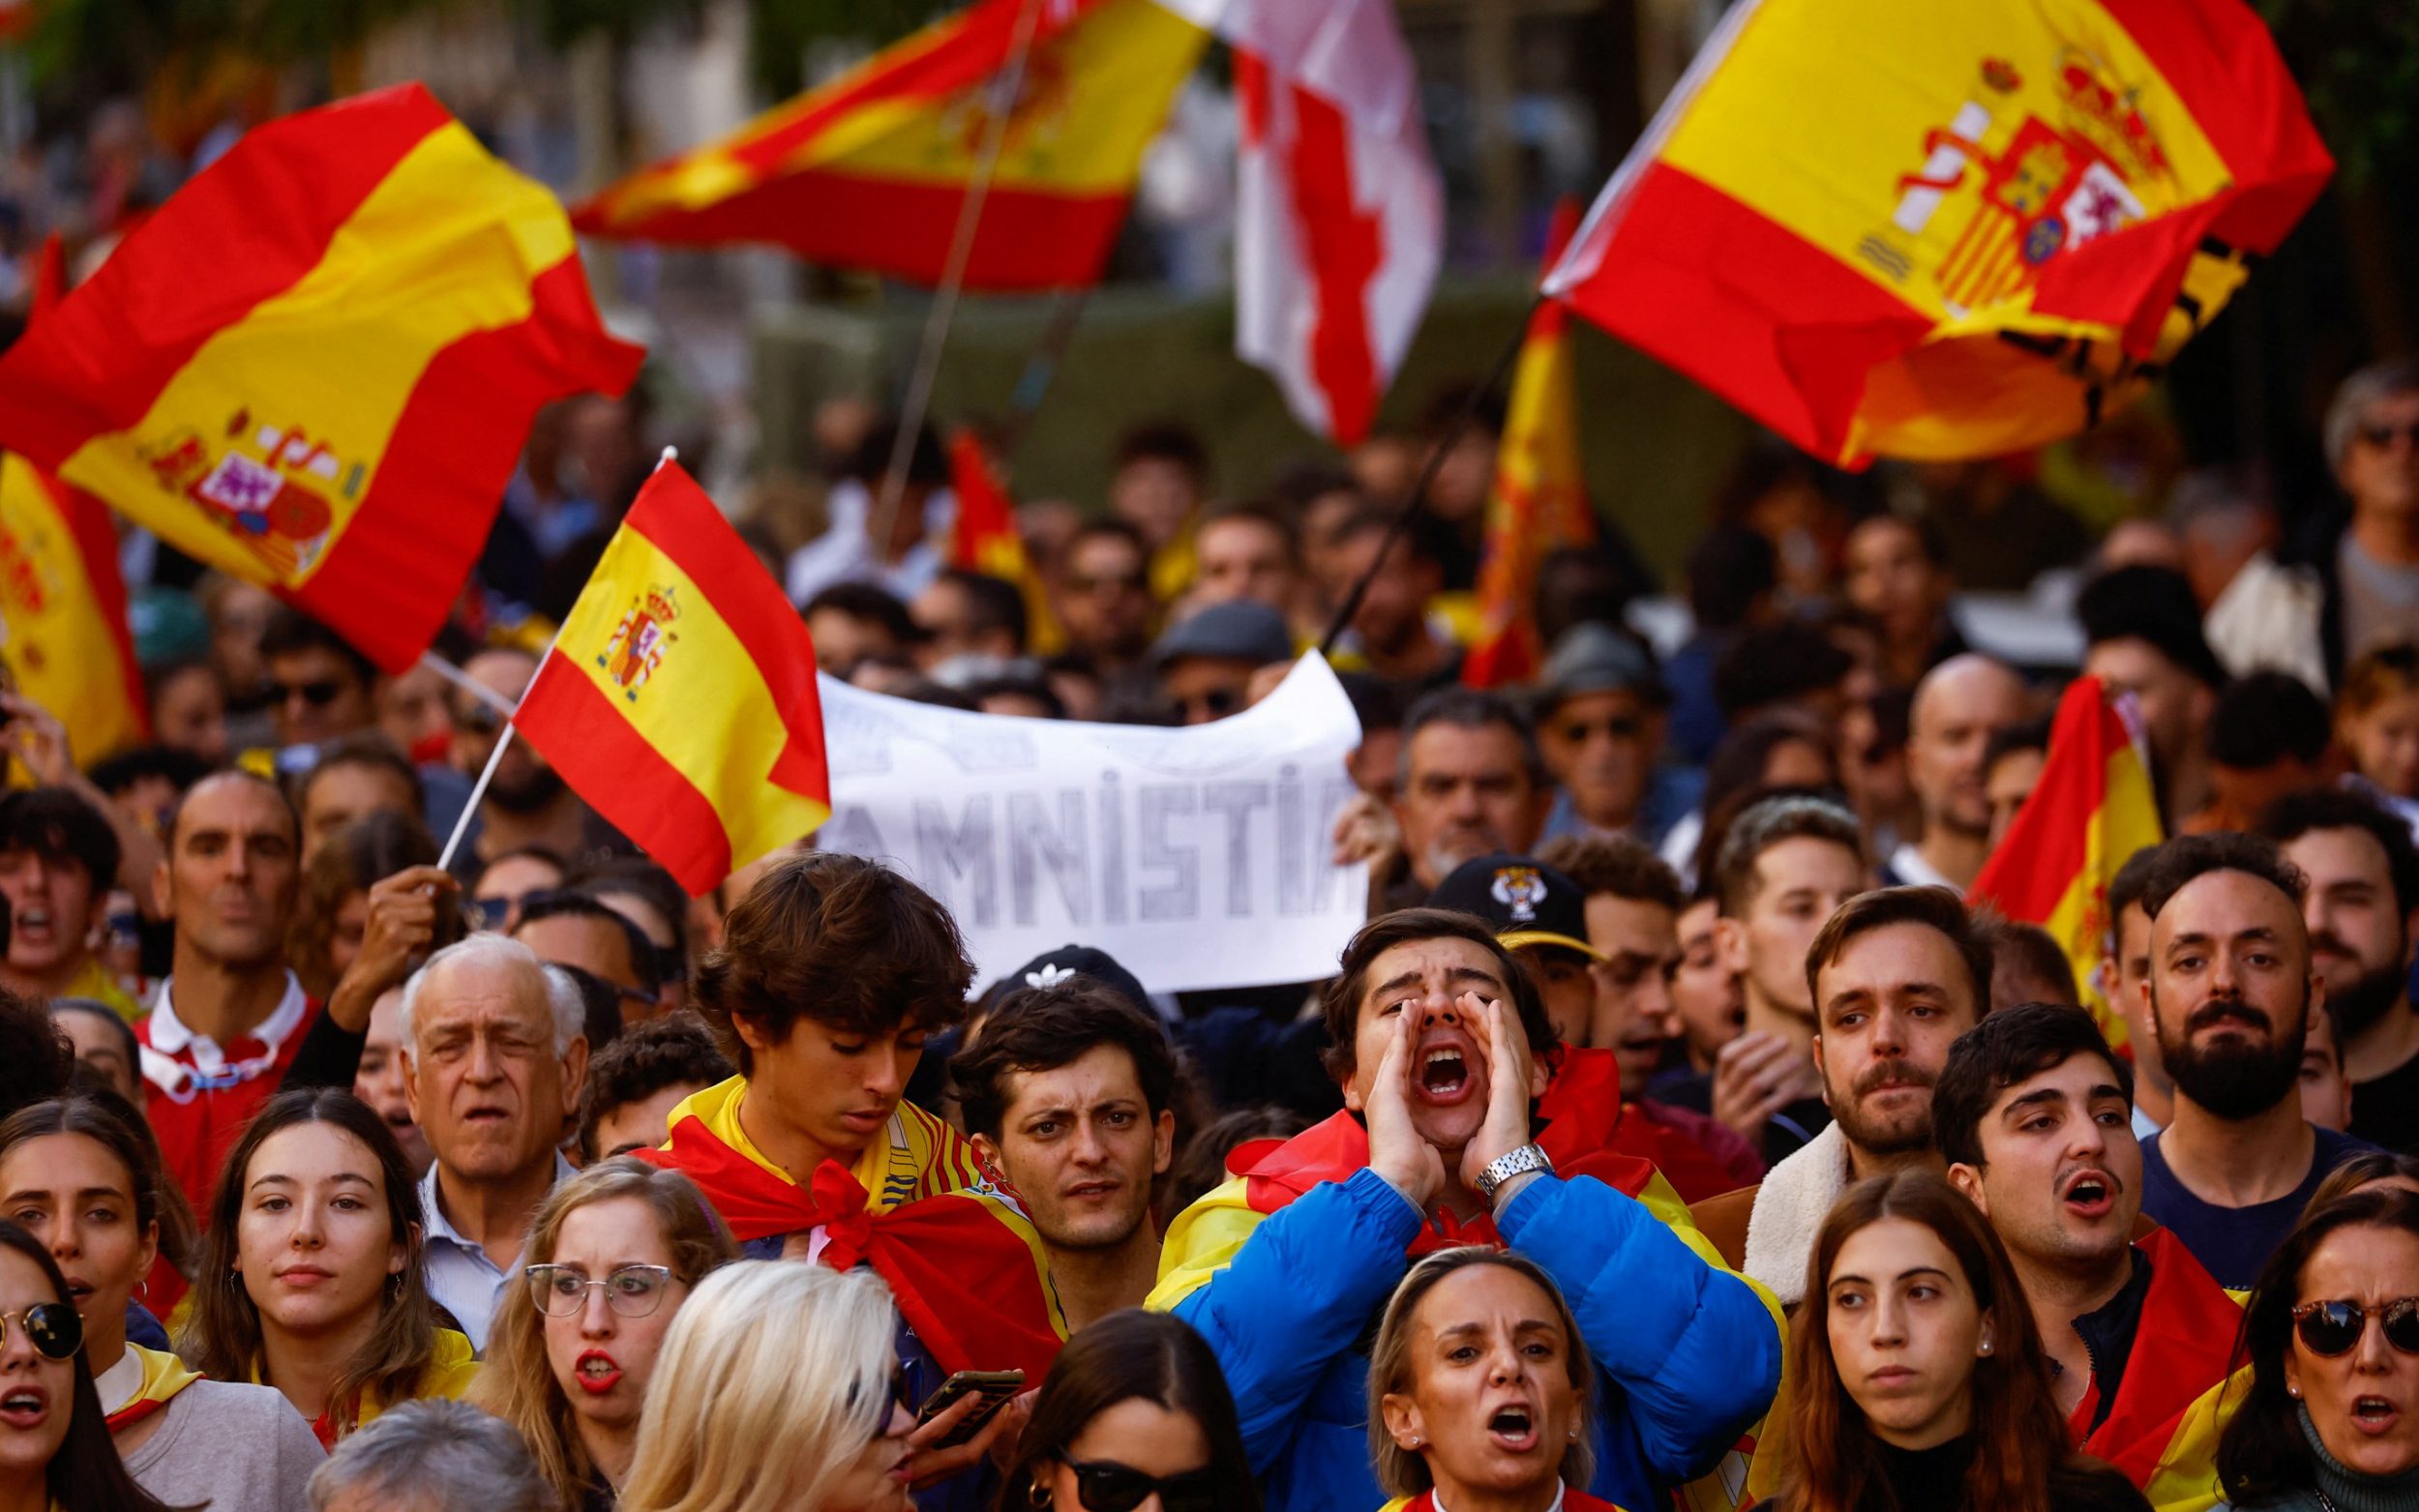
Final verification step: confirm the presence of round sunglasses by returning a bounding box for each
[2,1302,84,1361]
[2291,1296,2419,1357]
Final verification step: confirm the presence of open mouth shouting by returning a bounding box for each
[1416,1034,1480,1107]
[2350,1395,2402,1437]
[574,1349,623,1396]
[10,904,52,947]
[2060,1167,2119,1221]
[0,1384,48,1431]
[1484,1401,1539,1454]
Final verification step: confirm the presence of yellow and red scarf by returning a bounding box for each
[636,1078,1065,1381]
[104,1345,202,1434]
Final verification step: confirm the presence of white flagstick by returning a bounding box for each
[437,715,519,874]
[417,651,517,719]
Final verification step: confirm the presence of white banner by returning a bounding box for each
[816,653,1369,993]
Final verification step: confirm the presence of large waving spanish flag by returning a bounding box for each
[1970,677,2164,1052]
[574,0,1207,291]
[635,1076,1064,1380]
[510,460,828,896]
[1543,0,2330,466]
[1464,199,1596,690]
[0,85,642,672]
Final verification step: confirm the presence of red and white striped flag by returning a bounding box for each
[1168,0,1441,446]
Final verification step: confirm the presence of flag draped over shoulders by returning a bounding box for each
[2076,1230,2246,1512]
[636,1077,1063,1380]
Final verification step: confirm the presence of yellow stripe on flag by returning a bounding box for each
[0,456,144,762]
[555,522,830,870]
[56,121,575,588]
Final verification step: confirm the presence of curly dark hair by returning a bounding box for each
[576,1013,734,1162]
[691,852,974,1075]
[949,983,1179,1143]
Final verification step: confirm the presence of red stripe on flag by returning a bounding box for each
[284,254,643,673]
[1969,678,2118,919]
[0,86,449,469]
[575,171,1136,292]
[37,468,149,740]
[622,467,828,800]
[1286,82,1383,447]
[1553,162,1930,462]
[512,656,736,895]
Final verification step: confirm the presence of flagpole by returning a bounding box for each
[1317,300,1538,656]
[437,720,519,874]
[866,0,1051,556]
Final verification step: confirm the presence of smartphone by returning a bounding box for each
[914,1369,1026,1449]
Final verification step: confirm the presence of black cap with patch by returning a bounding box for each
[992,943,1154,1018]
[1425,853,1603,962]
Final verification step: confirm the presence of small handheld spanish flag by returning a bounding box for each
[1544,0,2331,465]
[510,460,830,897]
[1968,677,2165,1052]
[0,83,643,672]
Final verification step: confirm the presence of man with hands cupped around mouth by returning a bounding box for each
[1150,909,1781,1512]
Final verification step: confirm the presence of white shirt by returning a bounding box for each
[1884,843,1960,896]
[417,1153,575,1351]
[138,971,309,1101]
[783,478,953,608]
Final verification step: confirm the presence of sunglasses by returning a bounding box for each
[2358,420,2419,451]
[2292,1296,2419,1357]
[525,1263,677,1319]
[1,1301,83,1360]
[1062,1459,1218,1512]
[273,678,346,708]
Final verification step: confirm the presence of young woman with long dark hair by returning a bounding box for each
[0,1219,182,1512]
[996,1309,1260,1512]
[0,1094,322,1510]
[182,1087,477,1446]
[1773,1170,2148,1512]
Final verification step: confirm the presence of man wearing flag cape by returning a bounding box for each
[1149,907,1780,1512]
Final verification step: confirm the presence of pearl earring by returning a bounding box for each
[2289,1386,2302,1400]
[1408,1437,1421,1447]
[1979,1341,1992,1355]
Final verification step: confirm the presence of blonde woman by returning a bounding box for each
[620,1262,919,1512]
[472,1159,736,1511]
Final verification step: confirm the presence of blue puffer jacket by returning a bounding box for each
[1161,1167,1782,1512]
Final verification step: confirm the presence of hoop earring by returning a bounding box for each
[135,1281,149,1306]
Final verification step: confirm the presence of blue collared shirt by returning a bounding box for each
[417,1153,575,1352]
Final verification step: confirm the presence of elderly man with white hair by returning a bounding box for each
[311,1398,554,1512]
[400,933,589,1349]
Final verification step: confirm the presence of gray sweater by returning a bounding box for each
[122,1378,324,1512]
[2213,1405,2419,1512]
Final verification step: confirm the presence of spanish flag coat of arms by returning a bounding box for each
[1545,0,2331,466]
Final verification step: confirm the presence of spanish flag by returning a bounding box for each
[1969,676,2164,1052]
[635,1077,1064,1380]
[509,460,829,897]
[0,84,643,672]
[0,455,148,764]
[1543,0,2330,466]
[1464,199,1597,690]
[2076,1231,2245,1512]
[574,0,1208,292]
[947,427,1062,654]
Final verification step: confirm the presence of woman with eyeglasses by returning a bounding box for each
[1364,1249,1609,1512]
[2215,1186,2419,1510]
[0,1220,182,1512]
[182,1088,478,1446]
[997,1309,1259,1512]
[472,1158,735,1510]
[620,1261,924,1512]
[0,1093,324,1509]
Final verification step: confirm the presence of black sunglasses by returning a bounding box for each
[2,1301,83,1361]
[1063,1459,1218,1512]
[273,678,345,708]
[2293,1296,2419,1357]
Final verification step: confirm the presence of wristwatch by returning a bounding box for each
[1474,1143,1554,1202]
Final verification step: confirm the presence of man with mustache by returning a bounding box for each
[1703,884,1988,1302]
[1938,1003,2245,1501]
[2134,831,2379,1289]
[2257,786,2419,1153]
[1151,908,1778,1512]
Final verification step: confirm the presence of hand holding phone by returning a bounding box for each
[914,1369,1026,1451]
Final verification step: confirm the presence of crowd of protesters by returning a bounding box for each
[7,329,2419,1512]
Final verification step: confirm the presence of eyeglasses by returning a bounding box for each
[524,1264,677,1318]
[2293,1296,2419,1357]
[456,704,504,736]
[2357,420,2419,451]
[1,1302,83,1360]
[1062,1459,1219,1512]
[273,678,346,708]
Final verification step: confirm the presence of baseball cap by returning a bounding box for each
[1535,622,1668,716]
[1426,853,1604,962]
[1151,600,1295,670]
[993,943,1154,1018]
